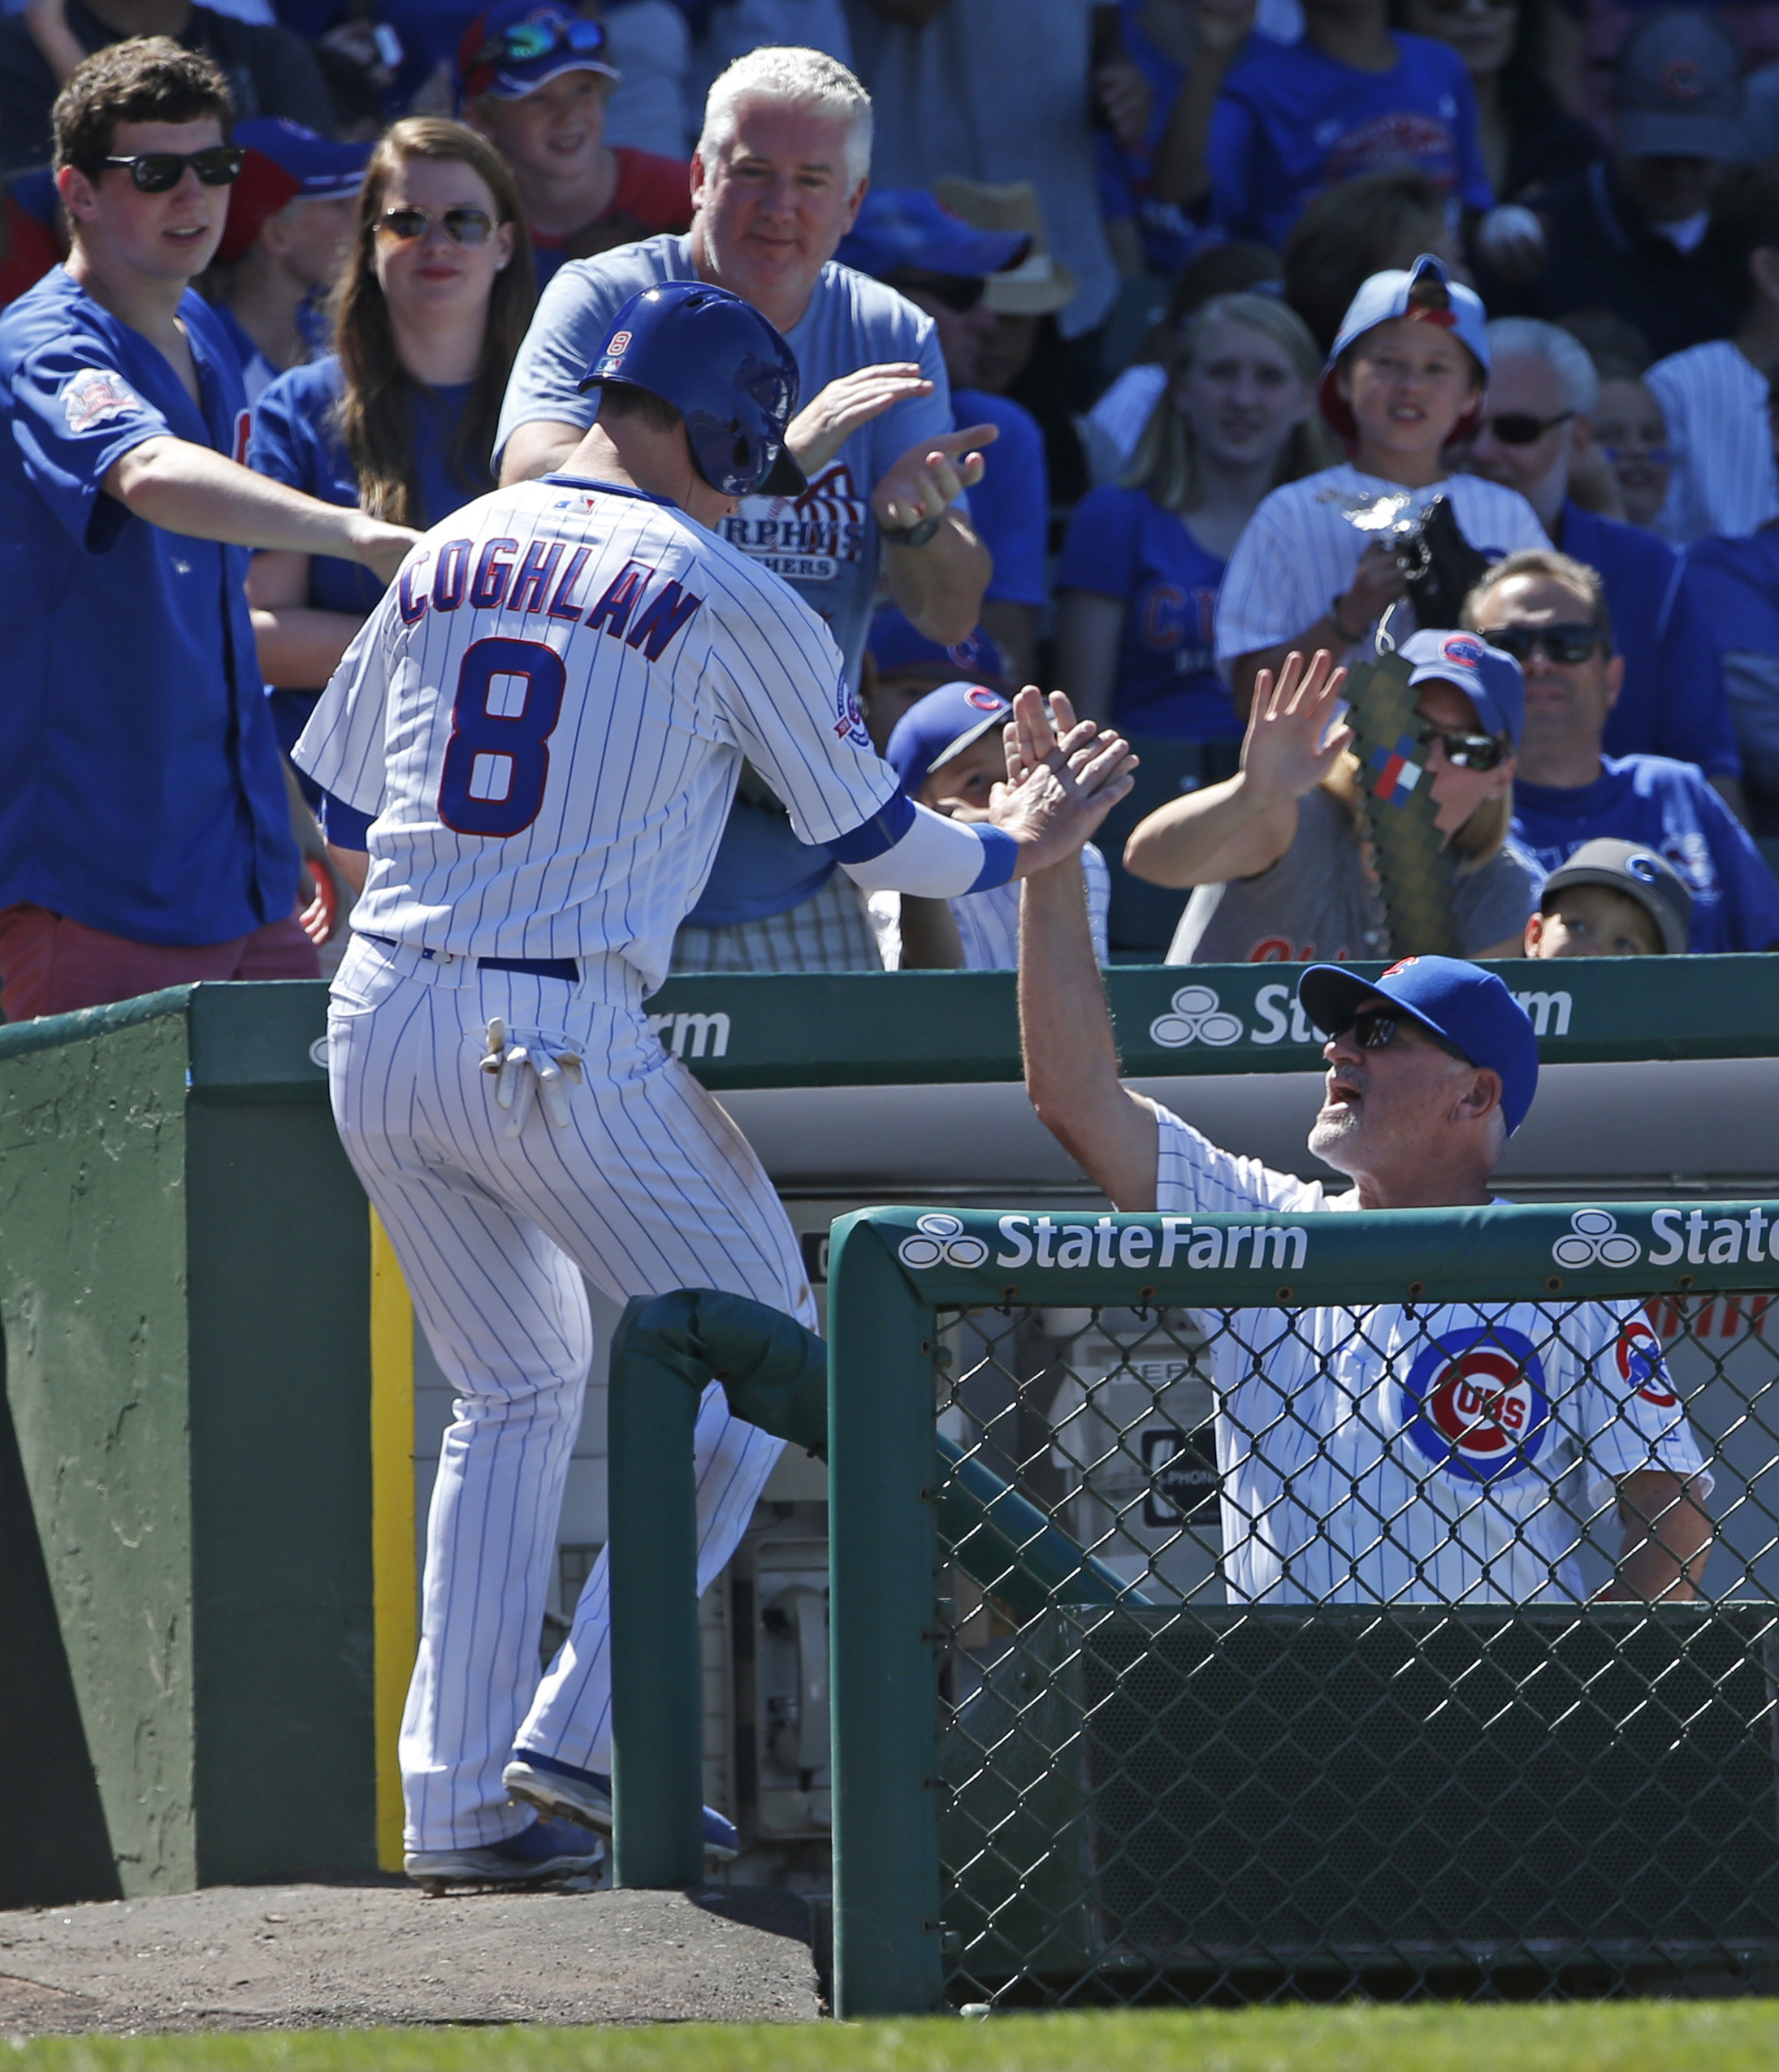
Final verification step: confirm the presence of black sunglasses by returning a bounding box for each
[1478,621,1604,667]
[1339,1006,1467,1059]
[1483,408,1574,446]
[101,145,244,192]
[375,205,496,248]
[894,270,986,314]
[1417,723,1508,771]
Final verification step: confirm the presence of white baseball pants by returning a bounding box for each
[327,935,813,1852]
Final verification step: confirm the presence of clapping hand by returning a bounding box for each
[1240,649,1352,807]
[873,423,998,534]
[787,364,936,478]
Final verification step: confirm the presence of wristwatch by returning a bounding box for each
[880,513,942,547]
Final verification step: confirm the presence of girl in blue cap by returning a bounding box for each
[1213,255,1547,715]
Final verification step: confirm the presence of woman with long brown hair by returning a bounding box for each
[248,117,535,773]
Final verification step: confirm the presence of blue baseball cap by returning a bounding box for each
[217,119,371,263]
[886,681,1013,795]
[838,189,1029,282]
[459,1,619,102]
[1398,628,1524,747]
[1321,254,1489,445]
[1296,955,1541,1134]
[866,604,1005,688]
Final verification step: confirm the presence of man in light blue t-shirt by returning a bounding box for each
[496,45,996,970]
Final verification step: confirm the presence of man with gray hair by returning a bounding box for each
[496,45,996,972]
[1464,316,1741,805]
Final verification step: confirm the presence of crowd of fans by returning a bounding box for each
[6,0,1779,1024]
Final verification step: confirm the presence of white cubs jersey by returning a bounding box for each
[294,474,898,989]
[1152,1106,1710,1604]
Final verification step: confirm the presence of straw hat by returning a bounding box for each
[932,176,1077,316]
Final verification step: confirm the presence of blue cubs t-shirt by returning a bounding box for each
[1512,755,1779,953]
[1058,484,1242,739]
[1209,31,1492,249]
[954,386,1048,609]
[1556,500,1738,778]
[0,267,296,946]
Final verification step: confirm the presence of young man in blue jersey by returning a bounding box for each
[1463,551,1779,952]
[0,39,415,1021]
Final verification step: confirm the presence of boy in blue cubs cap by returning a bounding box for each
[875,681,1110,968]
[1016,689,1713,1607]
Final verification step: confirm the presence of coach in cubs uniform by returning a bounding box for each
[299,283,1131,1886]
[1016,697,1712,1604]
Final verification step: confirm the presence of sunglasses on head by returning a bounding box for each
[1478,621,1604,667]
[896,270,986,314]
[478,14,608,65]
[1482,407,1573,446]
[101,145,243,192]
[1417,722,1508,771]
[376,205,496,247]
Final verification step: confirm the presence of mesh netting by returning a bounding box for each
[931,1293,1779,2006]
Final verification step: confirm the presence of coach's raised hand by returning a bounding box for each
[987,687,1138,878]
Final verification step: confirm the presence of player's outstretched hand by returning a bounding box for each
[989,686,1136,876]
[348,515,426,586]
[1240,648,1352,809]
[788,364,935,478]
[874,424,999,534]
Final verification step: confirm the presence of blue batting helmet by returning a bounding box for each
[578,282,807,499]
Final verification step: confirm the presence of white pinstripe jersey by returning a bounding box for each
[1213,465,1548,664]
[1646,340,1779,546]
[1150,1106,1709,1603]
[292,474,898,988]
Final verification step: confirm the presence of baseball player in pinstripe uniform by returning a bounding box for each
[296,281,1132,1888]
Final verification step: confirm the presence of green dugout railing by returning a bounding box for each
[817,1203,1779,2015]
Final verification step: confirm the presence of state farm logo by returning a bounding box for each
[1149,984,1244,1049]
[896,1213,990,1271]
[1552,1209,1642,1270]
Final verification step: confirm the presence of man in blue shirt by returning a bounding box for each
[1462,319,1742,807]
[1208,0,1492,250]
[0,39,415,1021]
[495,46,996,972]
[1463,550,1779,952]
[837,187,1049,683]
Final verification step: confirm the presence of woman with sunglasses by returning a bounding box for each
[1214,255,1547,716]
[247,117,534,768]
[1123,634,1537,964]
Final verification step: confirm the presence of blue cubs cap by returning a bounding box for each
[837,189,1029,282]
[1321,254,1489,446]
[1398,628,1525,747]
[866,604,1005,687]
[1296,955,1541,1134]
[886,681,1013,795]
[459,0,619,102]
[579,282,807,499]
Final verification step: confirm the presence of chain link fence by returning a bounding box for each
[824,1205,1779,2016]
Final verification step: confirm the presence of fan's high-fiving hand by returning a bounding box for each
[786,364,935,478]
[989,686,1137,876]
[1240,649,1352,808]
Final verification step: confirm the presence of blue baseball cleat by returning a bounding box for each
[504,1749,740,1863]
[405,1812,603,1892]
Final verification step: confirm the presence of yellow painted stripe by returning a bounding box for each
[369,1208,417,1873]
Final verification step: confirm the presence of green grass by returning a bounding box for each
[10,2002,1779,2072]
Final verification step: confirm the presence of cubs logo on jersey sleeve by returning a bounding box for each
[1400,1324,1551,1482]
[1616,1313,1678,1408]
